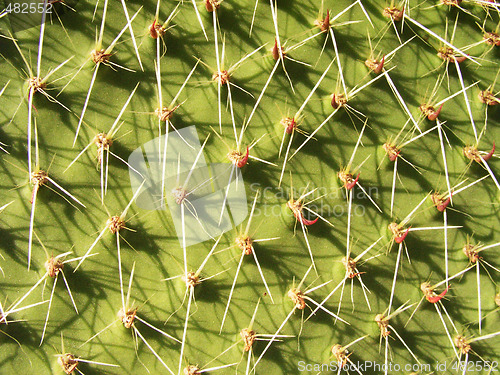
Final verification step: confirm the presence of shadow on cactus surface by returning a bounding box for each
[0,0,499,374]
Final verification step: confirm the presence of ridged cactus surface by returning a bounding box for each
[0,0,499,374]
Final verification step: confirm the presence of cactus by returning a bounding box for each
[0,0,499,374]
